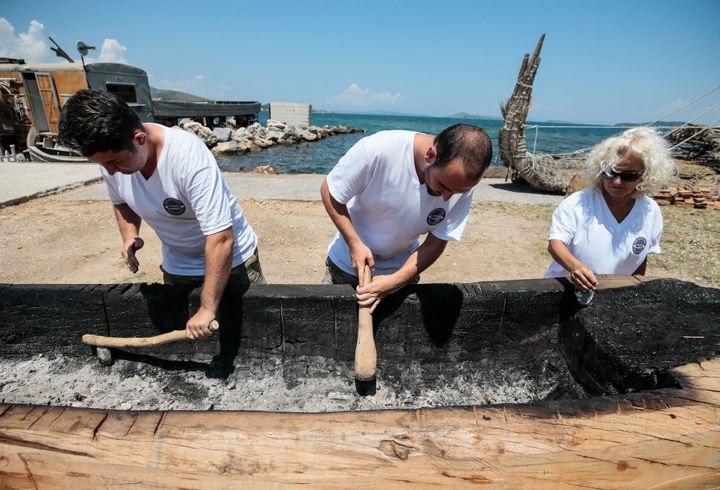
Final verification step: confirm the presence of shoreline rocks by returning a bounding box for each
[178,119,364,157]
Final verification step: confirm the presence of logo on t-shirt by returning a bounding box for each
[163,198,186,216]
[632,237,647,255]
[427,208,446,226]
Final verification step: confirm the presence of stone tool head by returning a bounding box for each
[95,346,113,366]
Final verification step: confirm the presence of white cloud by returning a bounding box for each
[96,38,128,64]
[0,18,50,62]
[328,83,404,108]
[0,18,131,66]
[80,38,129,65]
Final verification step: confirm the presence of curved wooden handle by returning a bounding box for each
[82,320,220,348]
[354,265,377,381]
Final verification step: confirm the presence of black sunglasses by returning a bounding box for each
[602,169,643,182]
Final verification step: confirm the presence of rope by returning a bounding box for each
[526,124,694,130]
[522,85,720,156]
[669,115,720,150]
[664,100,720,137]
[528,124,635,129]
[644,84,720,127]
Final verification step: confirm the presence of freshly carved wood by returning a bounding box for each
[1,358,718,488]
[354,265,376,381]
[82,320,219,348]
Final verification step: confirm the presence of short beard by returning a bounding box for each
[424,165,440,196]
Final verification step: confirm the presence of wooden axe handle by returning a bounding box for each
[354,265,377,381]
[82,320,219,348]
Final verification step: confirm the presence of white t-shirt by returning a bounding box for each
[326,130,474,276]
[544,188,663,278]
[102,123,257,276]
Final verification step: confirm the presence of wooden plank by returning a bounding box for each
[126,411,164,438]
[0,452,37,489]
[51,70,88,105]
[94,410,137,437]
[0,405,49,430]
[596,274,640,289]
[0,359,718,488]
[46,407,108,437]
[24,406,68,431]
[36,73,61,133]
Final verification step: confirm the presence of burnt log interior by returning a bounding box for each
[0,278,718,411]
[560,279,720,395]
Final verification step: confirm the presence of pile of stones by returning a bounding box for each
[179,119,363,156]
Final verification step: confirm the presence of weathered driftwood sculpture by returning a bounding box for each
[499,34,585,194]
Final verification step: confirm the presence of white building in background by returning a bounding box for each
[269,102,312,127]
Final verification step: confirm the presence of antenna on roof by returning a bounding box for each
[48,36,74,63]
[75,41,96,69]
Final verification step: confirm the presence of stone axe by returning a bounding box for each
[354,264,377,395]
[82,320,219,366]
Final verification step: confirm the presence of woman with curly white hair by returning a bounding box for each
[544,127,677,292]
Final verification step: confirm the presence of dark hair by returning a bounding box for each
[57,89,143,156]
[434,124,493,181]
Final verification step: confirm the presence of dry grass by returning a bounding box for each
[651,207,720,287]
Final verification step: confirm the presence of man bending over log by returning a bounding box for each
[321,125,493,311]
[59,90,265,340]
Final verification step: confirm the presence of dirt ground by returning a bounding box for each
[0,197,556,285]
[0,177,717,288]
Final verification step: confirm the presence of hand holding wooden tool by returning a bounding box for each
[354,265,377,384]
[82,320,220,348]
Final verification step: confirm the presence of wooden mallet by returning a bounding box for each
[354,264,377,395]
[82,320,219,365]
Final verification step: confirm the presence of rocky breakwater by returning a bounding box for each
[179,119,364,156]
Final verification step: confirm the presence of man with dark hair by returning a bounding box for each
[321,124,492,311]
[58,89,265,340]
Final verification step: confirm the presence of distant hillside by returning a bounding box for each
[150,87,208,102]
[313,109,429,117]
[614,121,686,127]
[448,112,502,120]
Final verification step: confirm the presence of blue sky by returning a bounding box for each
[2,0,719,124]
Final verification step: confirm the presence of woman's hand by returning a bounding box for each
[570,263,598,292]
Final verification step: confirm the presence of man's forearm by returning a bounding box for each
[321,178,363,248]
[391,233,447,287]
[201,228,234,315]
[113,203,142,240]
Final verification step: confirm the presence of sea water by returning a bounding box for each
[214,112,638,174]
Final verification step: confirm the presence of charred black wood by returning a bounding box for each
[560,279,720,395]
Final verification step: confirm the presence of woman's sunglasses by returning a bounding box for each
[602,169,643,182]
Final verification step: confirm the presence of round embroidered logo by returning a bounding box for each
[427,208,446,226]
[163,198,186,216]
[632,237,647,255]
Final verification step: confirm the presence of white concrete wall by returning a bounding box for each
[268,102,312,127]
